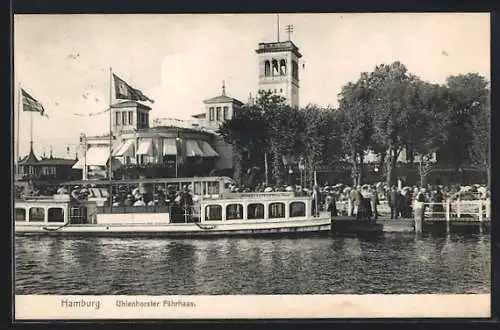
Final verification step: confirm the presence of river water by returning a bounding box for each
[15,233,490,295]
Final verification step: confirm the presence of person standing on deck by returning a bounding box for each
[179,185,194,222]
[370,186,379,220]
[388,186,399,220]
[349,186,358,217]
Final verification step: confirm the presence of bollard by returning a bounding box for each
[486,199,491,219]
[478,200,483,234]
[446,200,451,233]
[413,201,424,233]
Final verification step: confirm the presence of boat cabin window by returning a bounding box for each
[226,204,243,220]
[48,207,65,222]
[247,203,264,220]
[207,182,220,195]
[193,182,205,195]
[289,201,306,217]
[29,207,45,222]
[15,208,26,222]
[269,202,285,219]
[205,205,222,221]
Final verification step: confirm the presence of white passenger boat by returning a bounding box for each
[14,177,331,237]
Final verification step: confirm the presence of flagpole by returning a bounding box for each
[109,67,113,211]
[30,106,33,153]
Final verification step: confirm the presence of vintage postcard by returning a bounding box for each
[13,13,491,320]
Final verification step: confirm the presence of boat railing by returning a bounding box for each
[211,192,297,200]
[334,199,491,220]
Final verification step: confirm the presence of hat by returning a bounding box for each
[285,186,294,192]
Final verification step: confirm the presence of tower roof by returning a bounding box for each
[19,148,39,165]
[203,81,244,106]
[255,41,302,58]
[111,101,152,111]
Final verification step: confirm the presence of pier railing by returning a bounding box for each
[334,199,490,220]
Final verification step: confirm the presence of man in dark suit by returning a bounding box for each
[388,186,399,219]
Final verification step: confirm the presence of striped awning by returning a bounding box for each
[163,139,177,156]
[198,141,219,157]
[112,140,134,157]
[186,140,204,157]
[136,139,153,155]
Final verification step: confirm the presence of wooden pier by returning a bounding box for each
[331,199,491,234]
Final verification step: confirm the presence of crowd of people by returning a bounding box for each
[228,181,490,220]
[17,179,489,221]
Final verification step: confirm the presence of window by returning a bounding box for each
[269,202,285,219]
[216,107,221,121]
[193,182,205,195]
[280,88,283,93]
[205,205,222,221]
[48,208,65,222]
[15,208,26,222]
[264,60,271,77]
[209,107,214,121]
[115,112,120,126]
[223,106,229,120]
[207,181,220,195]
[226,204,243,220]
[247,203,264,220]
[274,89,277,93]
[292,60,299,80]
[128,111,133,125]
[29,207,45,222]
[289,202,306,217]
[272,59,279,76]
[280,59,287,75]
[122,111,127,125]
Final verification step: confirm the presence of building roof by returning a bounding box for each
[111,101,152,111]
[18,148,39,165]
[191,112,206,119]
[203,95,244,106]
[255,40,302,58]
[38,157,77,166]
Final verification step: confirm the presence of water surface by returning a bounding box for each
[15,233,491,295]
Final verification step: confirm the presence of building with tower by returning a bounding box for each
[255,40,302,108]
[71,24,301,180]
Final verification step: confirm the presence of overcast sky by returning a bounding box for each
[14,13,490,159]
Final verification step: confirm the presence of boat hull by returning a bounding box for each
[15,217,331,238]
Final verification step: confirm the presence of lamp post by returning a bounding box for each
[80,133,87,180]
[175,131,181,178]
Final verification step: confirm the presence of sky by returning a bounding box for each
[13,13,490,160]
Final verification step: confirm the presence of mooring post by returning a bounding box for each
[446,200,451,234]
[478,200,483,234]
[414,201,424,233]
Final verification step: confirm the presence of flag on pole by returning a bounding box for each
[21,88,48,117]
[112,74,154,103]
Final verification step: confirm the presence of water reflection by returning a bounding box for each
[15,234,491,295]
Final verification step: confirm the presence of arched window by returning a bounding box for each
[205,205,222,221]
[247,203,264,220]
[269,202,285,219]
[292,60,299,80]
[289,202,306,217]
[264,60,271,77]
[272,59,279,76]
[226,204,243,220]
[280,59,286,75]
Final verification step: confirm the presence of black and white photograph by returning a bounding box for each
[13,13,491,319]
